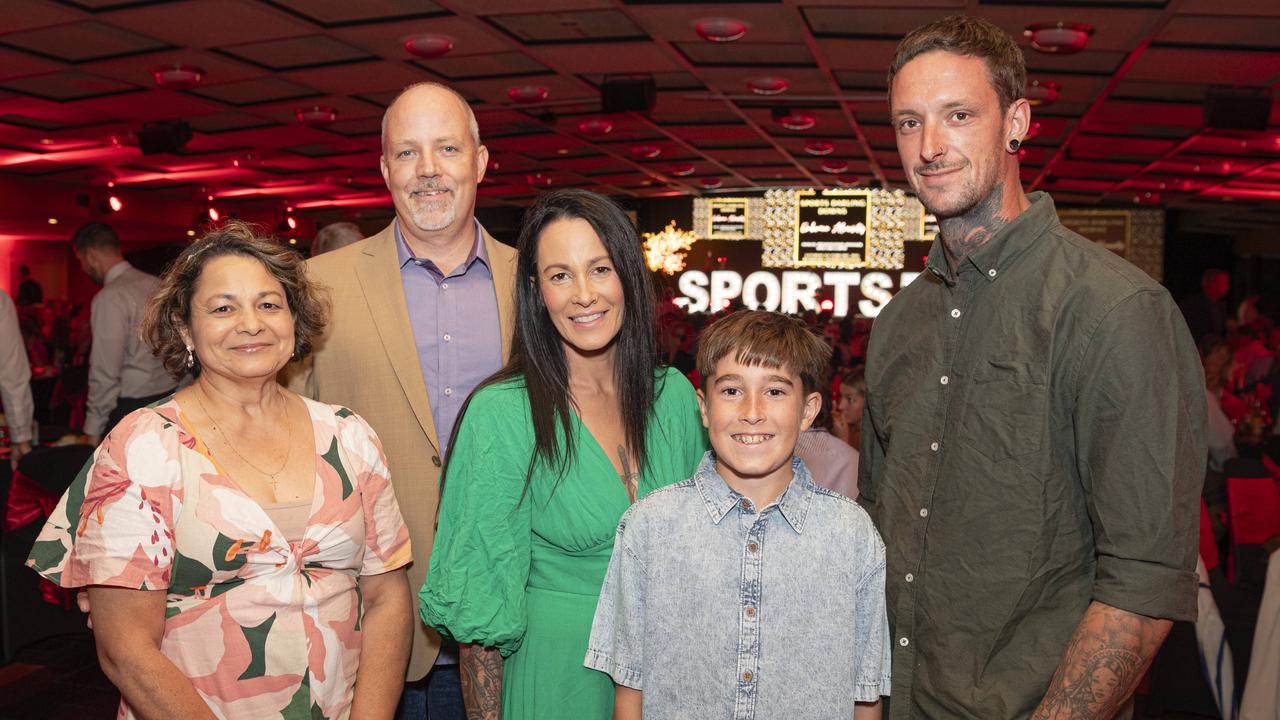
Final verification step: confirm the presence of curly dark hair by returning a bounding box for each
[141,220,328,379]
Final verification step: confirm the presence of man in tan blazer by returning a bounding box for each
[288,82,516,719]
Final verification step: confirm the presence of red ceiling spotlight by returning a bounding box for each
[296,106,337,126]
[150,64,205,90]
[821,159,849,174]
[107,195,123,212]
[577,118,614,136]
[746,76,790,95]
[700,177,723,190]
[1024,80,1061,107]
[804,140,835,156]
[1024,22,1093,54]
[693,17,749,43]
[670,163,696,177]
[526,173,553,186]
[775,109,815,131]
[207,206,220,222]
[404,34,454,59]
[508,85,549,104]
[835,175,860,187]
[631,145,661,159]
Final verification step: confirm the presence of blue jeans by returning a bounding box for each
[396,665,463,720]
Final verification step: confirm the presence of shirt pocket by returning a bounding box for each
[959,359,1048,463]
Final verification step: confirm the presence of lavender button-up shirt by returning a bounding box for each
[395,220,503,453]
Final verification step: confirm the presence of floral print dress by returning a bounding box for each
[27,396,411,720]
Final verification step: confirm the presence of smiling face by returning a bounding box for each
[891,51,1017,220]
[182,254,295,383]
[536,217,626,361]
[698,357,821,490]
[380,85,488,241]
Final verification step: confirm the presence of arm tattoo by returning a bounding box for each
[1031,602,1172,720]
[939,182,1009,272]
[460,643,504,720]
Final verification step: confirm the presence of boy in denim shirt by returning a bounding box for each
[586,310,890,719]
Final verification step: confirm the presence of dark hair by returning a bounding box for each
[17,265,29,276]
[445,189,658,496]
[696,311,831,396]
[141,220,329,379]
[888,15,1026,111]
[71,221,120,253]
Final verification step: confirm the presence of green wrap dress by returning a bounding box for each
[420,367,707,720]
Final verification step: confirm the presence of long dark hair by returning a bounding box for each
[444,189,658,498]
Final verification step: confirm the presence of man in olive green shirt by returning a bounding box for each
[861,16,1205,719]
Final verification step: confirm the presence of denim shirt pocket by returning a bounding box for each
[959,359,1048,463]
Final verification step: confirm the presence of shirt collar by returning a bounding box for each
[395,218,489,272]
[102,260,130,285]
[692,452,817,534]
[925,191,1058,285]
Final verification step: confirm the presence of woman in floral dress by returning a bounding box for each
[28,221,413,719]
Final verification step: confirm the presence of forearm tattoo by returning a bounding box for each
[1031,602,1171,720]
[460,644,504,720]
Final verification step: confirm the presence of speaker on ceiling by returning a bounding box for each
[601,75,656,114]
[137,120,193,155]
[1202,86,1272,132]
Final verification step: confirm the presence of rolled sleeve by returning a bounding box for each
[584,508,647,690]
[0,291,33,444]
[1073,290,1205,622]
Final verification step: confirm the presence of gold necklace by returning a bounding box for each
[195,387,295,492]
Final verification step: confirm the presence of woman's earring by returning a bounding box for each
[185,345,194,369]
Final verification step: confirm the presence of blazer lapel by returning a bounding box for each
[355,225,441,454]
[482,228,518,362]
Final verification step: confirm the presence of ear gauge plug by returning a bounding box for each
[1009,139,1021,152]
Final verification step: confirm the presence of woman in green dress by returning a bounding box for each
[420,189,706,719]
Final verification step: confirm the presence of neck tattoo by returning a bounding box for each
[195,388,295,493]
[939,182,1010,274]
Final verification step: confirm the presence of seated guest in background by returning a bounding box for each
[1179,268,1230,344]
[421,189,706,720]
[16,264,42,306]
[71,222,175,444]
[29,221,413,719]
[0,288,34,467]
[795,369,860,498]
[586,310,889,719]
[1200,335,1238,474]
[311,221,364,256]
[833,365,866,450]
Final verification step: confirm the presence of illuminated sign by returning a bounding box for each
[794,190,868,265]
[707,198,748,239]
[675,269,922,318]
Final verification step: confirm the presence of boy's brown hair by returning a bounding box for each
[887,15,1026,111]
[696,310,831,395]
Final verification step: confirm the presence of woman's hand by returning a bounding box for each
[351,568,413,720]
[88,586,217,720]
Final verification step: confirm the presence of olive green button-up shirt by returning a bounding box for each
[859,192,1205,720]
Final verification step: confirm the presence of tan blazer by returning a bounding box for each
[286,221,517,680]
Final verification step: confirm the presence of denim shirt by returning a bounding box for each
[586,452,890,720]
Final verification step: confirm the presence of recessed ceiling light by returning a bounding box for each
[700,177,723,190]
[804,140,835,156]
[671,164,696,177]
[746,76,789,95]
[150,64,205,90]
[296,106,337,126]
[508,86,549,104]
[631,145,661,159]
[47,218,58,224]
[1024,22,1093,54]
[404,34,454,59]
[577,118,614,136]
[694,17,749,43]
[821,159,849,174]
[777,110,815,131]
[1025,80,1060,107]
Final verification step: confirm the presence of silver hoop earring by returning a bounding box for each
[185,345,194,369]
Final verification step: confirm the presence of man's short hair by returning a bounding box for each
[888,15,1026,111]
[71,221,120,253]
[380,81,481,156]
[311,222,363,255]
[696,310,832,395]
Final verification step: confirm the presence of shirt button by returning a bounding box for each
[444,387,453,396]
[443,333,451,342]
[930,442,939,452]
[940,375,949,385]
[442,282,449,289]
[742,671,753,682]
[739,499,751,511]
[988,269,997,278]
[747,542,759,553]
[899,637,909,647]
[950,308,961,318]
[919,508,929,518]
[745,606,756,618]
[905,573,914,582]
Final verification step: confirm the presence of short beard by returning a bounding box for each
[408,199,456,232]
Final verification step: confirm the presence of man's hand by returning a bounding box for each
[9,441,31,470]
[1031,601,1171,720]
